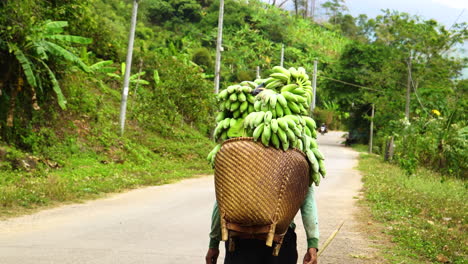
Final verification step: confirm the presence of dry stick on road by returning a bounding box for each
[318,220,345,257]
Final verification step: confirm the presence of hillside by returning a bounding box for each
[0,0,349,215]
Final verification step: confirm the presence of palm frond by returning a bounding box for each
[48,35,92,45]
[129,71,146,80]
[43,41,90,73]
[40,60,67,110]
[8,43,37,88]
[131,79,149,85]
[107,73,121,79]
[153,70,160,85]
[89,60,115,73]
[43,21,68,34]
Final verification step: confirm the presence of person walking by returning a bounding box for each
[205,186,319,264]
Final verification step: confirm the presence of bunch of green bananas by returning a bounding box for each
[207,66,326,185]
[207,82,257,167]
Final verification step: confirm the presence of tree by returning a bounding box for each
[2,20,91,126]
[321,0,347,24]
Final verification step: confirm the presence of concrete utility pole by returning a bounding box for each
[119,0,139,136]
[256,66,260,79]
[311,0,316,21]
[214,0,225,94]
[311,60,317,112]
[369,104,375,154]
[405,55,412,119]
[280,44,284,67]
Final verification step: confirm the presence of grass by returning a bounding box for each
[356,152,467,264]
[0,118,215,219]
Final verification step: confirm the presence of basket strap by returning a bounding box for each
[226,223,271,234]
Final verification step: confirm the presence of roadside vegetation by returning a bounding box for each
[357,152,467,264]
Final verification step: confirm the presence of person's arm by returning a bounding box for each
[208,201,221,248]
[301,186,319,264]
[206,202,221,264]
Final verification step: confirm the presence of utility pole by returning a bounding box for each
[369,104,374,154]
[214,0,225,94]
[311,60,317,112]
[256,66,260,79]
[280,44,284,67]
[119,0,139,136]
[405,55,412,119]
[311,0,316,21]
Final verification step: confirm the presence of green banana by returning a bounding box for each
[215,111,226,122]
[264,111,273,123]
[318,159,326,177]
[232,110,241,118]
[287,101,301,114]
[281,91,299,102]
[312,148,324,160]
[283,116,297,128]
[223,118,231,129]
[283,106,292,115]
[254,100,261,111]
[238,92,246,102]
[277,118,289,131]
[229,93,238,102]
[286,128,296,142]
[291,87,306,96]
[270,73,289,83]
[221,131,228,140]
[227,85,236,93]
[282,141,289,151]
[247,94,255,104]
[253,111,266,126]
[272,66,291,78]
[262,123,271,146]
[253,123,264,141]
[269,94,277,109]
[276,94,288,108]
[277,127,288,144]
[304,126,312,137]
[265,79,283,90]
[218,89,229,100]
[271,119,279,133]
[275,103,284,117]
[271,133,280,149]
[288,67,299,79]
[248,104,255,113]
[312,171,320,186]
[303,116,317,131]
[310,138,318,148]
[281,84,299,93]
[306,149,320,173]
[230,101,240,111]
[239,101,249,113]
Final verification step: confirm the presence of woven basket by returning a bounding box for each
[214,137,310,255]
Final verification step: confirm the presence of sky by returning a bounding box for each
[314,0,468,75]
[343,0,468,27]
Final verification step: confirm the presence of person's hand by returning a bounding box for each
[205,248,220,264]
[303,247,318,264]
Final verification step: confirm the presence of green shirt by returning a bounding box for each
[209,186,319,249]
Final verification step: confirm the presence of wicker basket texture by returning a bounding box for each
[214,137,310,243]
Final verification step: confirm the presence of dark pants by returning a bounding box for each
[224,228,298,264]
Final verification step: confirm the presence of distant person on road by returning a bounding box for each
[205,187,319,264]
[319,123,327,135]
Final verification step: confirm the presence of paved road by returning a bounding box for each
[0,131,378,263]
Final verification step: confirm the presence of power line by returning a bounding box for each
[449,8,465,30]
[318,75,383,92]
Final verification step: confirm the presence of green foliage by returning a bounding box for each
[192,47,213,71]
[358,154,467,264]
